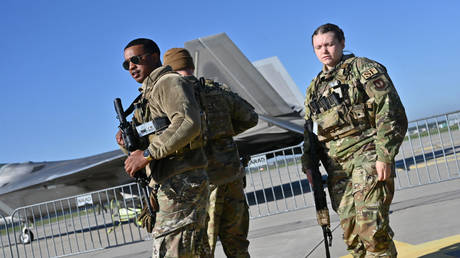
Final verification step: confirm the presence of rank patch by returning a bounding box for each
[362,67,379,80]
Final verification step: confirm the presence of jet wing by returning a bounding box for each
[0,150,131,216]
[184,33,305,156]
[253,56,305,115]
[235,113,304,156]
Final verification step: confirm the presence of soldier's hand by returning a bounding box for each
[304,168,314,187]
[124,150,149,177]
[376,161,391,181]
[116,130,125,146]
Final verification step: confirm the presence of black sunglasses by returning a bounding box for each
[122,53,151,70]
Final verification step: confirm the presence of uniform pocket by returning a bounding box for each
[328,171,349,213]
[350,103,368,126]
[316,105,346,133]
[383,177,395,207]
[152,236,165,258]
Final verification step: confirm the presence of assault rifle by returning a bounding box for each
[305,119,333,258]
[114,98,155,218]
[114,98,141,152]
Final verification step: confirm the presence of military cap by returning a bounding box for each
[163,48,195,71]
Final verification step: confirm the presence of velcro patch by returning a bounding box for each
[373,78,387,89]
[361,67,379,80]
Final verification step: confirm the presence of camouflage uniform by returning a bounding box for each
[187,76,258,257]
[302,54,408,257]
[132,65,210,258]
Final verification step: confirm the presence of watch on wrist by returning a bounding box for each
[143,149,153,161]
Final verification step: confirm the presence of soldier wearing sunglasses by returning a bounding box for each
[116,38,210,257]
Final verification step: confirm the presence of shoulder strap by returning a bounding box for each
[125,71,177,116]
[338,56,358,79]
[199,77,206,87]
[124,94,143,116]
[343,57,370,101]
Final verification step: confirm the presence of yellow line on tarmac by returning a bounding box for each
[421,142,460,152]
[408,153,460,170]
[424,145,441,152]
[341,234,460,257]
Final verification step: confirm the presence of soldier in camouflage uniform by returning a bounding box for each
[116,39,210,258]
[302,24,408,257]
[163,48,258,258]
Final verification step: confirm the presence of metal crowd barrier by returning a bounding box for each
[1,110,460,257]
[244,144,314,219]
[1,182,151,258]
[1,214,14,258]
[243,110,460,218]
[394,110,460,189]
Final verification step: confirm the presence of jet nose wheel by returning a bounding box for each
[19,228,34,244]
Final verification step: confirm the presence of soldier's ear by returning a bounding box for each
[340,40,345,50]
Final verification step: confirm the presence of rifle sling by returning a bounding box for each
[124,94,143,117]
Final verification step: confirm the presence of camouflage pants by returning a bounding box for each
[153,224,210,258]
[327,150,397,258]
[152,168,211,258]
[207,179,250,258]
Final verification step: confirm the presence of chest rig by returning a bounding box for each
[309,56,373,142]
[195,77,242,185]
[196,77,235,141]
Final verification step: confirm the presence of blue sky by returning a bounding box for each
[1,0,459,163]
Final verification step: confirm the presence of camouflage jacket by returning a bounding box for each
[302,54,408,170]
[185,76,258,185]
[133,66,207,184]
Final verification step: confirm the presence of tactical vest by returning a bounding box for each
[309,56,375,142]
[196,78,236,139]
[192,77,243,185]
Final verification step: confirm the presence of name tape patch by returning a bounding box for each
[136,121,157,137]
[362,67,379,80]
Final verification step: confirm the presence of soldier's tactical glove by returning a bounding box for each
[137,200,155,233]
[137,188,159,233]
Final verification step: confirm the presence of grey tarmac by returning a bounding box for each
[71,177,460,258]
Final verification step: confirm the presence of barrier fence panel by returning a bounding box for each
[244,144,318,219]
[1,214,14,258]
[244,110,460,218]
[3,182,151,258]
[2,110,460,257]
[394,110,460,190]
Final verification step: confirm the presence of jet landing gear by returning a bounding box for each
[19,227,34,244]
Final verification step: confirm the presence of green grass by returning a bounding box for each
[405,124,459,141]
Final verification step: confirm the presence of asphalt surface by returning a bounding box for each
[3,129,460,258]
[66,177,460,258]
